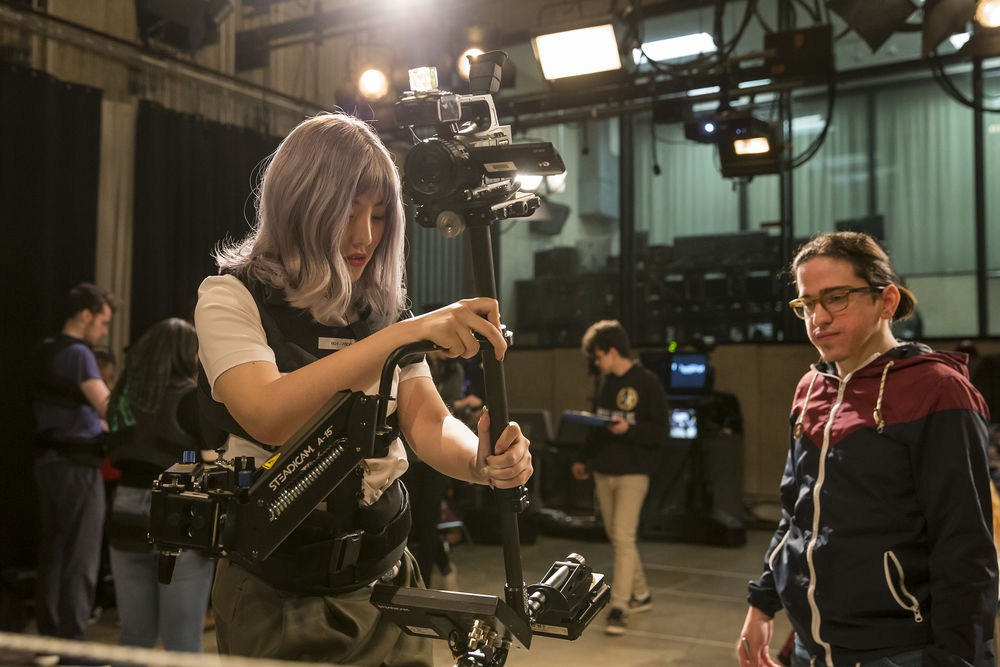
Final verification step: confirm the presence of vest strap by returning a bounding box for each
[235,479,411,595]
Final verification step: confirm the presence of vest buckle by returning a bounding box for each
[330,530,363,574]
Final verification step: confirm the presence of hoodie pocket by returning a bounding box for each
[883,551,924,623]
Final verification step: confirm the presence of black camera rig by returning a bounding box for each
[395,51,565,236]
[376,50,609,667]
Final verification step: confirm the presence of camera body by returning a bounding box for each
[395,52,565,235]
[148,390,379,576]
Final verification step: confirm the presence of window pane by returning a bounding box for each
[875,76,976,337]
[634,113,758,345]
[987,65,1000,336]
[790,89,871,236]
[500,120,620,347]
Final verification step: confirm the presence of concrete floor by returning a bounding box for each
[1,529,793,666]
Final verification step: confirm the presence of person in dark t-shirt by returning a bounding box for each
[572,319,668,636]
[31,282,117,655]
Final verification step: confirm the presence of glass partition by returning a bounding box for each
[500,119,621,347]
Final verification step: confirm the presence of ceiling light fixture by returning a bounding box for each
[532,24,622,80]
[632,32,716,64]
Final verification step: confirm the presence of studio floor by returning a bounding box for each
[1,528,792,666]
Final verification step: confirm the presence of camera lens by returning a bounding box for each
[404,138,478,199]
[434,210,466,237]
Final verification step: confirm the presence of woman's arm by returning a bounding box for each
[395,376,532,488]
[212,298,508,446]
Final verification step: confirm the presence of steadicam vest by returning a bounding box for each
[196,278,411,594]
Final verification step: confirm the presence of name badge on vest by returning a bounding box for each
[318,337,355,351]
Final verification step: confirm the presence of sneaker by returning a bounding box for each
[605,608,626,636]
[33,654,59,666]
[628,592,653,613]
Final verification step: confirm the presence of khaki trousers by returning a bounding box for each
[593,471,651,610]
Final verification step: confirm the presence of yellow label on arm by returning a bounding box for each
[261,453,281,470]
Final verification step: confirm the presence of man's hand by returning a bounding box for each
[571,462,589,480]
[737,606,780,667]
[606,416,628,435]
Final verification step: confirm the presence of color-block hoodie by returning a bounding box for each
[748,343,997,667]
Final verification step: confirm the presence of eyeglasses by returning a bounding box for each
[788,286,885,320]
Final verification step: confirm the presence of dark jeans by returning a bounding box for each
[33,451,105,640]
[791,636,923,667]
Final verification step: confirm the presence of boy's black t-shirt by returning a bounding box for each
[577,363,668,475]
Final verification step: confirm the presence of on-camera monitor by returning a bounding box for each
[669,408,698,439]
[670,353,708,391]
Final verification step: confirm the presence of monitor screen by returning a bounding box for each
[669,408,698,439]
[670,353,708,391]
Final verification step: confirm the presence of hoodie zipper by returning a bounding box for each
[804,370,844,667]
[883,551,924,623]
[803,352,884,667]
[799,352,885,667]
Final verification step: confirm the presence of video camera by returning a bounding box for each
[395,51,565,236]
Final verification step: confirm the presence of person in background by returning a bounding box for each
[105,317,216,653]
[90,347,120,623]
[572,319,668,636]
[30,282,116,667]
[738,232,996,667]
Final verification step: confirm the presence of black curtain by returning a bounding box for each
[0,65,102,572]
[130,101,281,339]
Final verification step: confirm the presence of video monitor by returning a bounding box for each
[669,408,698,439]
[670,353,708,391]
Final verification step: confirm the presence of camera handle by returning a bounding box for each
[467,223,530,622]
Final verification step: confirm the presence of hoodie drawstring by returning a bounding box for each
[873,361,893,434]
[795,361,895,438]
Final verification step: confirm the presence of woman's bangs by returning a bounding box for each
[356,152,399,211]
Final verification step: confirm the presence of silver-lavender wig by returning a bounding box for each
[215,113,406,326]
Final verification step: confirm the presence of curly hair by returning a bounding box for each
[581,319,631,359]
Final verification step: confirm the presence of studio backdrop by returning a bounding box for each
[130,101,280,340]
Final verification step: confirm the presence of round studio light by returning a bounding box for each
[976,0,1000,28]
[457,48,485,80]
[358,68,389,100]
[703,122,716,134]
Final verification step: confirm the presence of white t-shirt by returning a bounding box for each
[194,274,431,506]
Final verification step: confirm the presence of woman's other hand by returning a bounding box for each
[476,409,532,488]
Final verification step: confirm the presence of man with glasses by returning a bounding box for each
[736,232,996,667]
